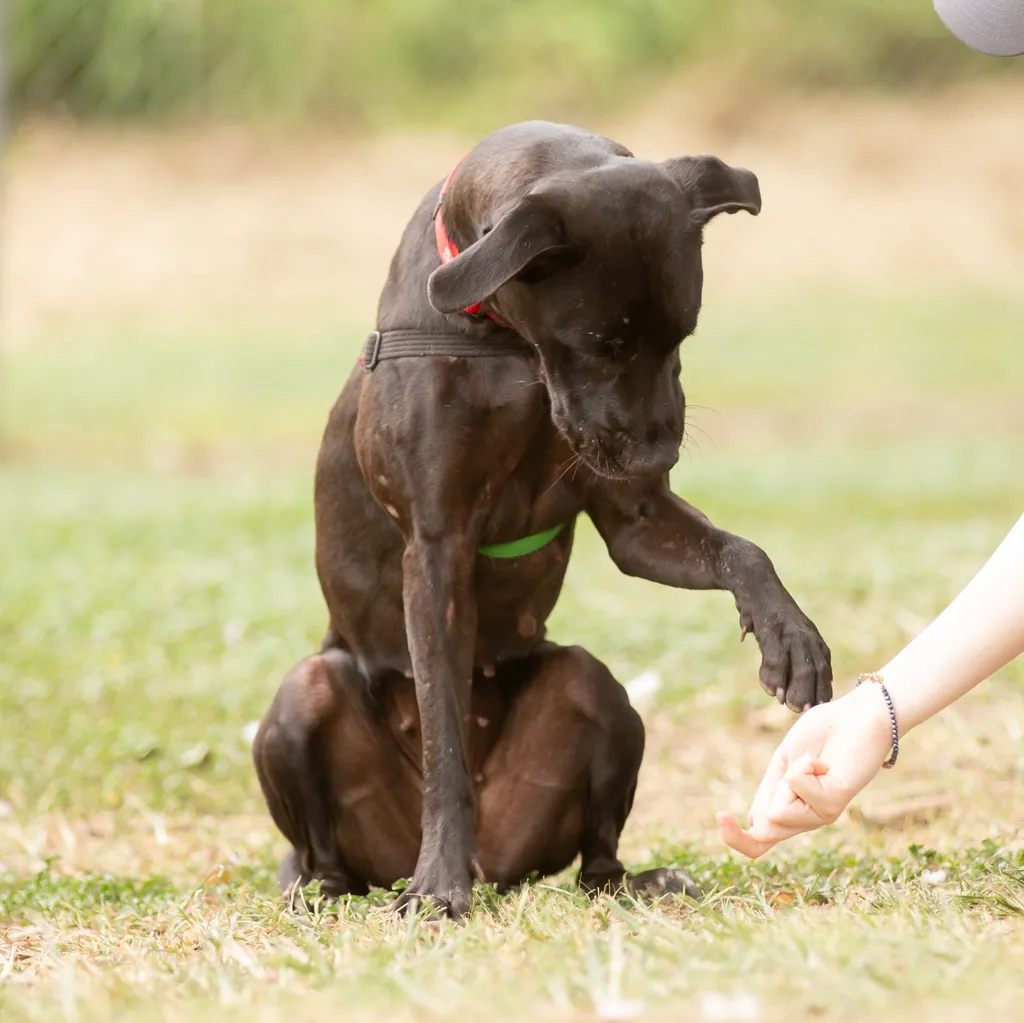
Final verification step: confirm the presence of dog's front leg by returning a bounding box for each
[393,534,478,919]
[589,480,832,712]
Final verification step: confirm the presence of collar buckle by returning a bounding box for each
[361,330,383,371]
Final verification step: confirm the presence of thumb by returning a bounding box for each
[785,753,829,783]
[715,811,775,860]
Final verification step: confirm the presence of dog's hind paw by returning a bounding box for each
[626,866,702,900]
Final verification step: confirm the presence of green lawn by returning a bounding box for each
[2,289,1023,1021]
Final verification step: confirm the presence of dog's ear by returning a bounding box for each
[427,196,578,314]
[663,155,761,224]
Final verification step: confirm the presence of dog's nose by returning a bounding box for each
[633,444,680,477]
[604,428,679,477]
[646,415,684,449]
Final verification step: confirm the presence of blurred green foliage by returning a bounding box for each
[10,0,1024,128]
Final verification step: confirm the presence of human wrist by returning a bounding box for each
[855,673,903,767]
[870,661,933,734]
[844,680,900,762]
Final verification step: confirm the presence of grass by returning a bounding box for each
[2,288,1024,1021]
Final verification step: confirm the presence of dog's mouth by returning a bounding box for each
[586,447,681,481]
[556,419,682,481]
[573,450,636,482]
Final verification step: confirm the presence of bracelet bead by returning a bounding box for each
[855,671,900,769]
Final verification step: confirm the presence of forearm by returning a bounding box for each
[594,484,762,592]
[882,514,1024,733]
[402,539,477,816]
[590,481,833,709]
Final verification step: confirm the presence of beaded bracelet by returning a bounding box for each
[855,671,899,769]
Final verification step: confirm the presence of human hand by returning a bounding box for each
[716,684,895,859]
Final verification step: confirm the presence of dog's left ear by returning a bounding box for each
[662,155,761,225]
[428,196,579,314]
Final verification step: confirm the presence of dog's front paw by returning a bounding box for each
[741,606,832,712]
[392,859,474,920]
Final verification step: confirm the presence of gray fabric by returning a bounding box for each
[935,0,1024,56]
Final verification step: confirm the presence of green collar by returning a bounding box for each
[478,523,565,559]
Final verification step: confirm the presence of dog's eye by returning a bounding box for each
[597,336,624,358]
[574,333,625,362]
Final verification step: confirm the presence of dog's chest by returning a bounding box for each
[473,463,577,651]
[478,431,584,547]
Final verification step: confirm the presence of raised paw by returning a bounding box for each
[741,606,833,712]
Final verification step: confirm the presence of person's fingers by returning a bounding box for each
[748,747,788,828]
[717,810,809,859]
[784,756,852,825]
[759,755,848,831]
[716,811,776,859]
[764,790,826,831]
[784,753,828,784]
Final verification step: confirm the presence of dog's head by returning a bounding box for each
[427,155,760,479]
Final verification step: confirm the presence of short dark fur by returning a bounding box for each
[254,121,832,917]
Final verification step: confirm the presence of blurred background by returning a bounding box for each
[2,0,1023,861]
[6,0,1024,353]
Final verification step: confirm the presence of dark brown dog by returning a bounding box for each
[253,121,832,917]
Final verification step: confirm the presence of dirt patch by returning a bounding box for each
[4,86,1024,345]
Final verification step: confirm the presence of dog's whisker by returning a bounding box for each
[543,454,583,497]
[683,422,718,450]
[683,402,721,418]
[685,414,716,437]
[679,436,700,461]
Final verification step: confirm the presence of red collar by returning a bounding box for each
[433,160,501,322]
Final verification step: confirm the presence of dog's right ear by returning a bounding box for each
[427,197,578,314]
[662,155,761,224]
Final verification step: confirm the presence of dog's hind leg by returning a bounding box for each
[566,652,700,900]
[571,662,701,901]
[253,649,424,900]
[473,643,700,899]
[253,649,370,899]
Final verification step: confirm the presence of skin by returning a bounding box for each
[254,121,833,917]
[718,514,1024,859]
